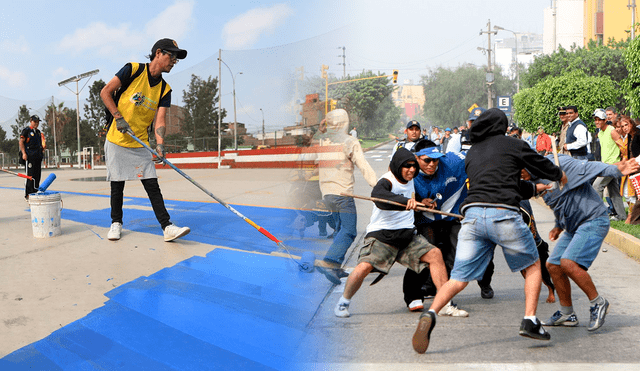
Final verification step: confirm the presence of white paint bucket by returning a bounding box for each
[29,192,62,238]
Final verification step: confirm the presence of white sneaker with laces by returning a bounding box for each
[107,222,122,241]
[438,302,469,317]
[408,299,424,312]
[335,302,350,318]
[163,224,190,242]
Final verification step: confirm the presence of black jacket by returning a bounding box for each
[461,108,563,210]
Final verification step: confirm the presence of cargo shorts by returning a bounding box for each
[357,234,436,275]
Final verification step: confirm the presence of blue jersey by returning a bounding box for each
[414,152,467,224]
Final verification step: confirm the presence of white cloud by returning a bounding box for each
[223,4,294,49]
[0,65,27,87]
[145,0,195,42]
[52,67,70,78]
[58,22,145,57]
[57,0,194,59]
[1,35,30,54]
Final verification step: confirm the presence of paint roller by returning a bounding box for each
[0,169,56,192]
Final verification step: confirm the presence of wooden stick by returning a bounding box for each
[341,193,463,219]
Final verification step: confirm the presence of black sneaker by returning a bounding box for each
[412,311,437,354]
[519,318,551,340]
[480,285,494,299]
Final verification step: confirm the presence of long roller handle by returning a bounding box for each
[125,130,282,244]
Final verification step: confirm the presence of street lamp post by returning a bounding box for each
[494,25,519,93]
[58,69,99,167]
[218,58,242,150]
[260,108,265,146]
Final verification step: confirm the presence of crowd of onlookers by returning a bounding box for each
[415,105,640,225]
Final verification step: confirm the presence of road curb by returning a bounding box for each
[605,227,640,262]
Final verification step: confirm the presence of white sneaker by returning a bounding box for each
[408,299,424,312]
[163,224,190,242]
[438,302,469,317]
[107,222,122,241]
[334,302,350,318]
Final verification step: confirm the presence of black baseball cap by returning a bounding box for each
[30,115,40,122]
[406,120,421,130]
[152,38,187,59]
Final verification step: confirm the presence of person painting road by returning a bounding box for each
[101,38,190,242]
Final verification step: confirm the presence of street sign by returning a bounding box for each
[497,96,511,112]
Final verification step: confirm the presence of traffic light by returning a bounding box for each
[392,70,398,84]
[321,64,329,79]
[330,99,337,111]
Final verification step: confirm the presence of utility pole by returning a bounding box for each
[629,0,637,39]
[337,46,346,77]
[480,20,497,108]
[552,0,557,51]
[51,96,57,166]
[218,49,222,167]
[260,108,265,146]
[58,69,99,168]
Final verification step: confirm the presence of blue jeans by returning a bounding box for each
[322,195,357,266]
[451,206,539,282]
[548,216,609,269]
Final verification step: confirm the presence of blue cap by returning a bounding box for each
[468,107,486,121]
[415,147,445,159]
[406,120,421,129]
[445,127,451,132]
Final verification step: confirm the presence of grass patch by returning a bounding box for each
[610,220,640,239]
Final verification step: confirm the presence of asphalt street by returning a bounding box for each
[1,142,639,370]
[300,142,640,371]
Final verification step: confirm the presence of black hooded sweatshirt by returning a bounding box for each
[461,108,563,211]
[367,147,418,247]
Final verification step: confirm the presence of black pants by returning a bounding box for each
[25,158,42,197]
[402,221,494,305]
[110,178,171,229]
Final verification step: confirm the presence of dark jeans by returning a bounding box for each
[322,194,357,266]
[110,178,171,229]
[402,221,494,305]
[25,158,42,197]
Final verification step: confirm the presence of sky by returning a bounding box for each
[0,0,553,135]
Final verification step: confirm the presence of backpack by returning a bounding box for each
[103,63,167,133]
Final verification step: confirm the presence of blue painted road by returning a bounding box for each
[1,191,336,370]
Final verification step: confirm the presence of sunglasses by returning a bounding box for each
[419,157,439,164]
[162,50,179,62]
[401,162,418,169]
[558,112,567,116]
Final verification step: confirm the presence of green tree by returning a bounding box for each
[622,35,640,117]
[181,74,227,151]
[83,79,107,154]
[514,70,620,134]
[421,64,515,127]
[40,102,68,161]
[57,106,94,157]
[521,40,628,103]
[11,105,31,139]
[301,70,401,136]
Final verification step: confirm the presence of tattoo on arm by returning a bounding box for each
[156,126,166,139]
